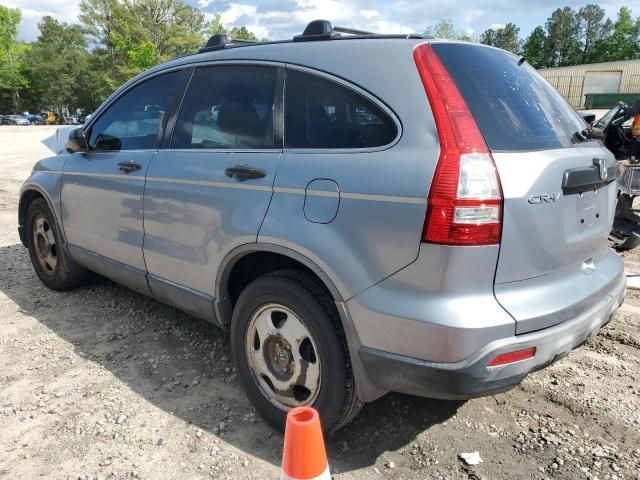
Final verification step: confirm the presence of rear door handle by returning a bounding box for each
[225,164,266,180]
[117,160,142,173]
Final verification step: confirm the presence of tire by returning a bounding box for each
[26,198,88,290]
[230,270,363,434]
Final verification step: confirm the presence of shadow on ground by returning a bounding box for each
[0,243,461,473]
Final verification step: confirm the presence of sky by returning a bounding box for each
[3,0,633,44]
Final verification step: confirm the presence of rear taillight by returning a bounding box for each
[413,44,502,245]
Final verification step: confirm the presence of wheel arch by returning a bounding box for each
[215,243,344,327]
[18,186,61,248]
[215,243,385,403]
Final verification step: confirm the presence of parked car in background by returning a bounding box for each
[24,114,46,125]
[19,21,626,433]
[0,115,7,125]
[5,115,31,125]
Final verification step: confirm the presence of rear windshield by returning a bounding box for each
[432,43,593,152]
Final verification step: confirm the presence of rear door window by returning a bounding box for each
[432,43,593,151]
[171,65,277,149]
[285,69,397,149]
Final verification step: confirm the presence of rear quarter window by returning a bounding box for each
[432,43,593,152]
[285,69,397,149]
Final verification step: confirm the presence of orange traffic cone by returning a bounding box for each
[281,407,331,480]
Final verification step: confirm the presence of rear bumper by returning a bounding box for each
[358,273,625,399]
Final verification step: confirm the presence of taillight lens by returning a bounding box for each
[414,44,503,245]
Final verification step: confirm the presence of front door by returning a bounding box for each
[142,64,282,318]
[60,70,185,294]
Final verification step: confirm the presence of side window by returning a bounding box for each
[285,70,397,149]
[88,71,182,151]
[171,65,277,150]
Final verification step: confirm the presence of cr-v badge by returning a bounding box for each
[528,192,561,204]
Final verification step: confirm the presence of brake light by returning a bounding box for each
[488,347,536,367]
[413,44,503,245]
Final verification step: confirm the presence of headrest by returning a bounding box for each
[217,100,263,137]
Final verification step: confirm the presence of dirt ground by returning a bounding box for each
[1,126,639,480]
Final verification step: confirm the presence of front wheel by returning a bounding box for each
[26,198,88,290]
[230,270,362,433]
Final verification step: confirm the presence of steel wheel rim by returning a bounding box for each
[33,215,57,273]
[245,303,322,411]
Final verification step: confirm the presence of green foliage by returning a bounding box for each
[229,26,258,41]
[205,13,226,36]
[578,4,608,63]
[519,5,639,69]
[544,7,582,67]
[522,26,546,68]
[23,16,89,113]
[0,5,28,112]
[79,0,207,88]
[480,23,521,54]
[203,15,257,40]
[424,20,472,41]
[3,2,639,114]
[592,7,640,62]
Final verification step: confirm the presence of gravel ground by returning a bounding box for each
[1,126,639,480]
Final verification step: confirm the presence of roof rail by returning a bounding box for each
[196,20,424,54]
[293,20,375,42]
[293,19,423,42]
[199,33,262,53]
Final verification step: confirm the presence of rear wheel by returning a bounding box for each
[26,198,88,290]
[230,270,362,433]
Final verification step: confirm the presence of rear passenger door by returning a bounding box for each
[260,67,427,298]
[143,64,282,319]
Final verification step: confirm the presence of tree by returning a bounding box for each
[0,5,28,112]
[125,0,206,58]
[424,19,472,41]
[592,7,640,62]
[79,0,207,94]
[203,13,258,41]
[205,13,226,37]
[522,26,546,68]
[544,7,582,67]
[480,28,498,47]
[578,4,608,63]
[480,22,521,53]
[23,17,90,114]
[229,26,257,41]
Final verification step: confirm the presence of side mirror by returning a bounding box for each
[580,112,596,125]
[65,127,89,153]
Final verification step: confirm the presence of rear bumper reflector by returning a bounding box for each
[487,347,536,367]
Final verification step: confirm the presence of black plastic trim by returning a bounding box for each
[359,347,523,400]
[161,68,194,149]
[273,67,285,149]
[562,160,616,195]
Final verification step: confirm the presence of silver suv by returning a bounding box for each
[18,21,625,432]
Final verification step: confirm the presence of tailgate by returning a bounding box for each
[493,147,620,334]
[432,42,622,333]
[493,146,616,285]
